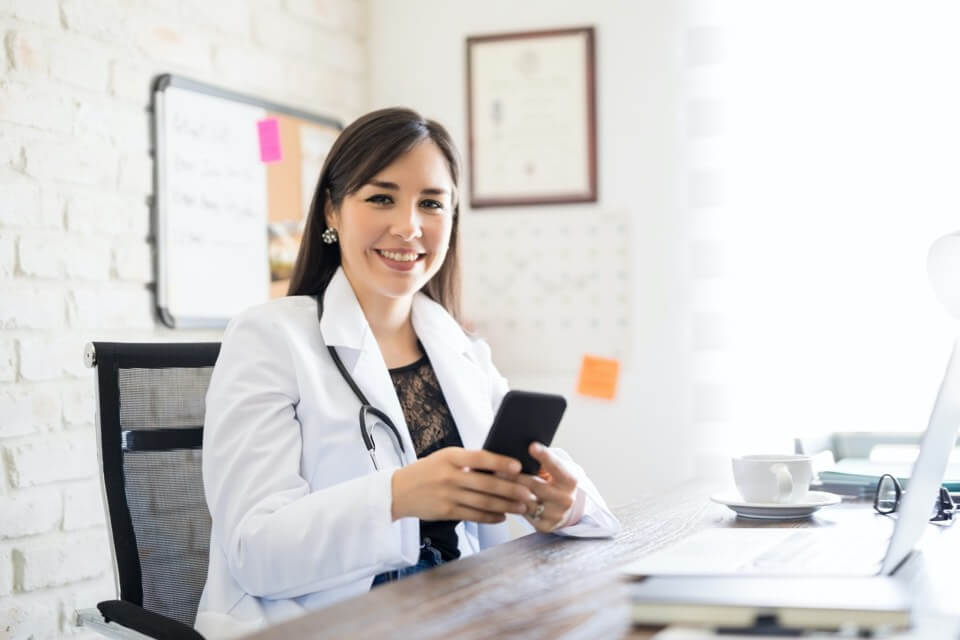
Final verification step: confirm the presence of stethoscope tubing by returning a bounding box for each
[318,295,407,470]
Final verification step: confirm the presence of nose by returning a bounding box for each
[390,202,423,242]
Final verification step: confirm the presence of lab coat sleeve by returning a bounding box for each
[548,448,622,538]
[471,338,621,543]
[202,308,419,600]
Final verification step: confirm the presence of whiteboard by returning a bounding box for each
[152,75,341,328]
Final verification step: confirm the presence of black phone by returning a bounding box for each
[481,390,567,475]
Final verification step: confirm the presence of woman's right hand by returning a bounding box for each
[390,447,537,523]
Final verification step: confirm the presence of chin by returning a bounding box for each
[373,277,425,299]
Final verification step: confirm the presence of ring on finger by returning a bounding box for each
[531,501,545,521]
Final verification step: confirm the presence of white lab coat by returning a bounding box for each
[195,268,621,639]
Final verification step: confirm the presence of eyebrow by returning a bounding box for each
[367,180,449,196]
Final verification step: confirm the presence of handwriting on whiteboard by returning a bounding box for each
[162,87,269,319]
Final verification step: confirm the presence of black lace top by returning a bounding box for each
[389,352,463,562]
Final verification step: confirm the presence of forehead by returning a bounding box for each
[369,140,454,188]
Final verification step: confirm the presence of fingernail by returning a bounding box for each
[532,442,544,453]
[528,493,537,502]
[517,503,527,513]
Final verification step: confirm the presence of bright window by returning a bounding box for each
[692,2,959,451]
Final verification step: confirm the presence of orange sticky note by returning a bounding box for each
[576,355,620,400]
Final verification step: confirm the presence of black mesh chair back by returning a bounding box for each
[91,342,220,629]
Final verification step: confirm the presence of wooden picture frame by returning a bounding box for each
[466,26,597,207]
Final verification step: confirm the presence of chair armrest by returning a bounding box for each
[95,600,205,640]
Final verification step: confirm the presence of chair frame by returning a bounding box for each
[77,341,220,640]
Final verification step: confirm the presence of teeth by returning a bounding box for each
[379,250,419,262]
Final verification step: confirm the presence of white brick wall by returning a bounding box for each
[0,340,16,382]
[14,531,111,591]
[0,2,369,638]
[0,182,41,228]
[0,549,13,597]
[0,488,61,539]
[0,82,75,134]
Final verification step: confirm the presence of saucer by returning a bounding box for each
[710,490,843,520]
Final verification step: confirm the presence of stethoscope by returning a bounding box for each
[317,295,408,470]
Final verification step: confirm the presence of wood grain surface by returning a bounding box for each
[241,480,960,640]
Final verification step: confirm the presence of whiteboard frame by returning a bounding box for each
[151,74,342,329]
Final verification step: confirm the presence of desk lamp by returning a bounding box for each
[928,230,960,320]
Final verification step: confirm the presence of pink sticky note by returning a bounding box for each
[257,118,282,163]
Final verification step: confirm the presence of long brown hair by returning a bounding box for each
[287,107,463,322]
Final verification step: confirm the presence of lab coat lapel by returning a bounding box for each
[412,295,494,452]
[319,269,415,463]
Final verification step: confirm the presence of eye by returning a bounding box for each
[366,194,393,205]
[420,199,445,211]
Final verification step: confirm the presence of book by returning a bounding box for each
[631,576,911,631]
[818,458,960,494]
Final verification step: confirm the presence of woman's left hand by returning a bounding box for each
[515,442,580,532]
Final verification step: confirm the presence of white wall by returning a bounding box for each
[368,0,698,508]
[370,0,960,508]
[0,1,368,638]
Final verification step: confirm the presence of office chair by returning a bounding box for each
[76,342,220,640]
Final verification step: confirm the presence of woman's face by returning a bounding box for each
[327,140,456,307]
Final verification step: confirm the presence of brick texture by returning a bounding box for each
[0,3,367,639]
[5,431,97,488]
[0,338,17,382]
[18,234,112,281]
[0,488,62,539]
[19,338,92,383]
[65,191,150,236]
[0,548,13,597]
[66,287,154,329]
[6,30,53,76]
[0,386,61,437]
[62,482,106,531]
[0,595,61,640]
[0,0,61,28]
[0,181,41,228]
[61,381,96,429]
[0,231,14,277]
[0,82,74,134]
[0,287,65,329]
[13,531,111,592]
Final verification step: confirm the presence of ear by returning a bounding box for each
[323,191,338,229]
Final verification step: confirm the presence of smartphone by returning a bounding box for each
[481,390,567,475]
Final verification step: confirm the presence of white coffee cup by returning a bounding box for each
[731,454,814,504]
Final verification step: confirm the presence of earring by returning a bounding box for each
[321,227,339,244]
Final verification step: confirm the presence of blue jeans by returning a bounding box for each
[371,540,445,587]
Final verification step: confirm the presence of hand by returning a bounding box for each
[391,447,538,524]
[515,442,580,533]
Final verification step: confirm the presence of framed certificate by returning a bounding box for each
[466,26,597,207]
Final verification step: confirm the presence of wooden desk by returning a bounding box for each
[243,480,960,639]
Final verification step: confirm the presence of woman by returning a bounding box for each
[195,108,620,638]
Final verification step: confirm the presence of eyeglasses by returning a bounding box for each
[873,473,957,525]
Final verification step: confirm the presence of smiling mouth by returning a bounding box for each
[375,249,424,262]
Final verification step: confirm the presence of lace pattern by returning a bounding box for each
[389,356,463,457]
[389,352,464,561]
